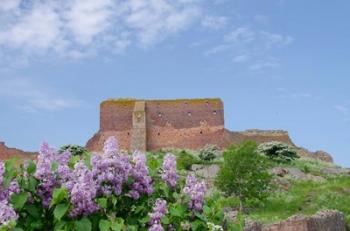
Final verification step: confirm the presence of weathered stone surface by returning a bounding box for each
[320,167,350,175]
[191,164,220,179]
[262,210,346,231]
[86,98,225,152]
[271,167,289,177]
[271,167,325,182]
[296,148,334,163]
[285,167,325,182]
[244,219,262,231]
[313,151,334,163]
[0,141,36,161]
[224,129,295,147]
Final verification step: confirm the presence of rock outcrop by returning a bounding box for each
[244,210,347,231]
[296,148,333,163]
[262,210,346,231]
[0,141,36,161]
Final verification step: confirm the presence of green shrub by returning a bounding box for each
[199,144,220,162]
[59,144,89,156]
[215,141,272,212]
[176,150,198,170]
[257,141,299,163]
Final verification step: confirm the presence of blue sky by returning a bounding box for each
[0,0,349,167]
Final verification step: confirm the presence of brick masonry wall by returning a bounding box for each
[86,98,225,152]
[146,99,225,150]
[86,99,135,152]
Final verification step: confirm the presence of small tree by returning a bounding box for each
[215,141,272,212]
[257,141,299,163]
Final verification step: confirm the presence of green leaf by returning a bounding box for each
[13,228,24,231]
[99,219,110,231]
[10,192,28,210]
[54,203,69,221]
[26,161,36,175]
[111,218,124,231]
[97,198,108,209]
[25,204,41,218]
[51,188,68,207]
[161,216,170,224]
[28,176,38,193]
[75,217,92,231]
[203,205,211,214]
[51,161,59,171]
[54,220,67,231]
[169,205,186,218]
[138,216,149,224]
[191,220,203,231]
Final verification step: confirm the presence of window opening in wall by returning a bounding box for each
[200,130,203,134]
[157,132,160,136]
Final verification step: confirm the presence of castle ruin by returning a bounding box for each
[86,98,225,152]
[86,98,294,152]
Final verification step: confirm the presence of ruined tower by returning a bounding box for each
[86,98,225,152]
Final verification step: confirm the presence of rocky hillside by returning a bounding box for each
[160,143,350,231]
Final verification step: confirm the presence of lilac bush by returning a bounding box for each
[0,136,222,230]
[161,153,178,189]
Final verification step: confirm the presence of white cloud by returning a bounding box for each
[124,0,200,45]
[64,0,114,45]
[206,25,294,71]
[0,78,82,112]
[0,0,20,11]
[201,15,228,29]
[224,27,255,43]
[0,0,203,61]
[0,4,65,52]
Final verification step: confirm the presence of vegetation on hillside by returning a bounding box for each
[0,139,349,230]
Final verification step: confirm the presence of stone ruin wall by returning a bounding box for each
[86,100,134,152]
[86,98,225,152]
[223,129,295,147]
[146,99,225,150]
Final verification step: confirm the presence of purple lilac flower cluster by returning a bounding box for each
[65,161,99,217]
[0,162,18,226]
[148,198,168,231]
[0,200,18,226]
[183,175,206,212]
[0,162,20,202]
[91,137,132,196]
[129,151,153,199]
[34,142,71,207]
[161,153,178,189]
